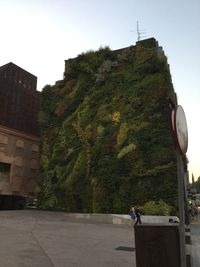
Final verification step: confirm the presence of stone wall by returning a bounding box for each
[0,125,39,197]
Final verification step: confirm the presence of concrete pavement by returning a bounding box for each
[0,210,135,267]
[1,210,200,267]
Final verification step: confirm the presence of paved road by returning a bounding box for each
[0,210,135,267]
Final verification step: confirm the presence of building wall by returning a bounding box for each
[0,62,37,91]
[0,62,40,136]
[0,125,39,197]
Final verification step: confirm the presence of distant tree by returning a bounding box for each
[192,173,195,185]
[194,176,200,193]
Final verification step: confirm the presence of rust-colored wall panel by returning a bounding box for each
[135,224,181,267]
[0,62,40,137]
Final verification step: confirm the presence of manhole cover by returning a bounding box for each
[115,246,135,252]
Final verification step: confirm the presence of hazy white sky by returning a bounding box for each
[0,0,199,180]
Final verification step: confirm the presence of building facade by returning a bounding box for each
[0,62,40,208]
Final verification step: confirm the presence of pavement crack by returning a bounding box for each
[31,224,55,267]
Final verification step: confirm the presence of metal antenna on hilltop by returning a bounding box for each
[136,21,146,41]
[137,21,141,41]
[130,21,146,42]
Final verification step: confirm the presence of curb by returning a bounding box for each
[185,226,191,267]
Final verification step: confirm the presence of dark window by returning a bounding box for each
[0,162,11,182]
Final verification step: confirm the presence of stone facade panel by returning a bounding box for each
[30,159,39,170]
[32,144,39,152]
[0,126,39,197]
[16,139,24,148]
[0,134,8,145]
[14,156,24,167]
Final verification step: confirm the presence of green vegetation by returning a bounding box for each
[141,200,173,216]
[37,38,180,213]
[192,176,200,193]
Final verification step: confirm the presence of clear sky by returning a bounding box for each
[0,0,199,181]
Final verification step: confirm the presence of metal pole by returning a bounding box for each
[176,150,186,267]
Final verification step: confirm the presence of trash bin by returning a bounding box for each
[134,224,181,267]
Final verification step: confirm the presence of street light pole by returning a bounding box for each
[168,101,188,267]
[176,150,186,267]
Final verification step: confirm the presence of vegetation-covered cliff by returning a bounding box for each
[38,38,178,213]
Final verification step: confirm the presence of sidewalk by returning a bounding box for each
[190,222,200,267]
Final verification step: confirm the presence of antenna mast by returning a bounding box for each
[137,21,141,41]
